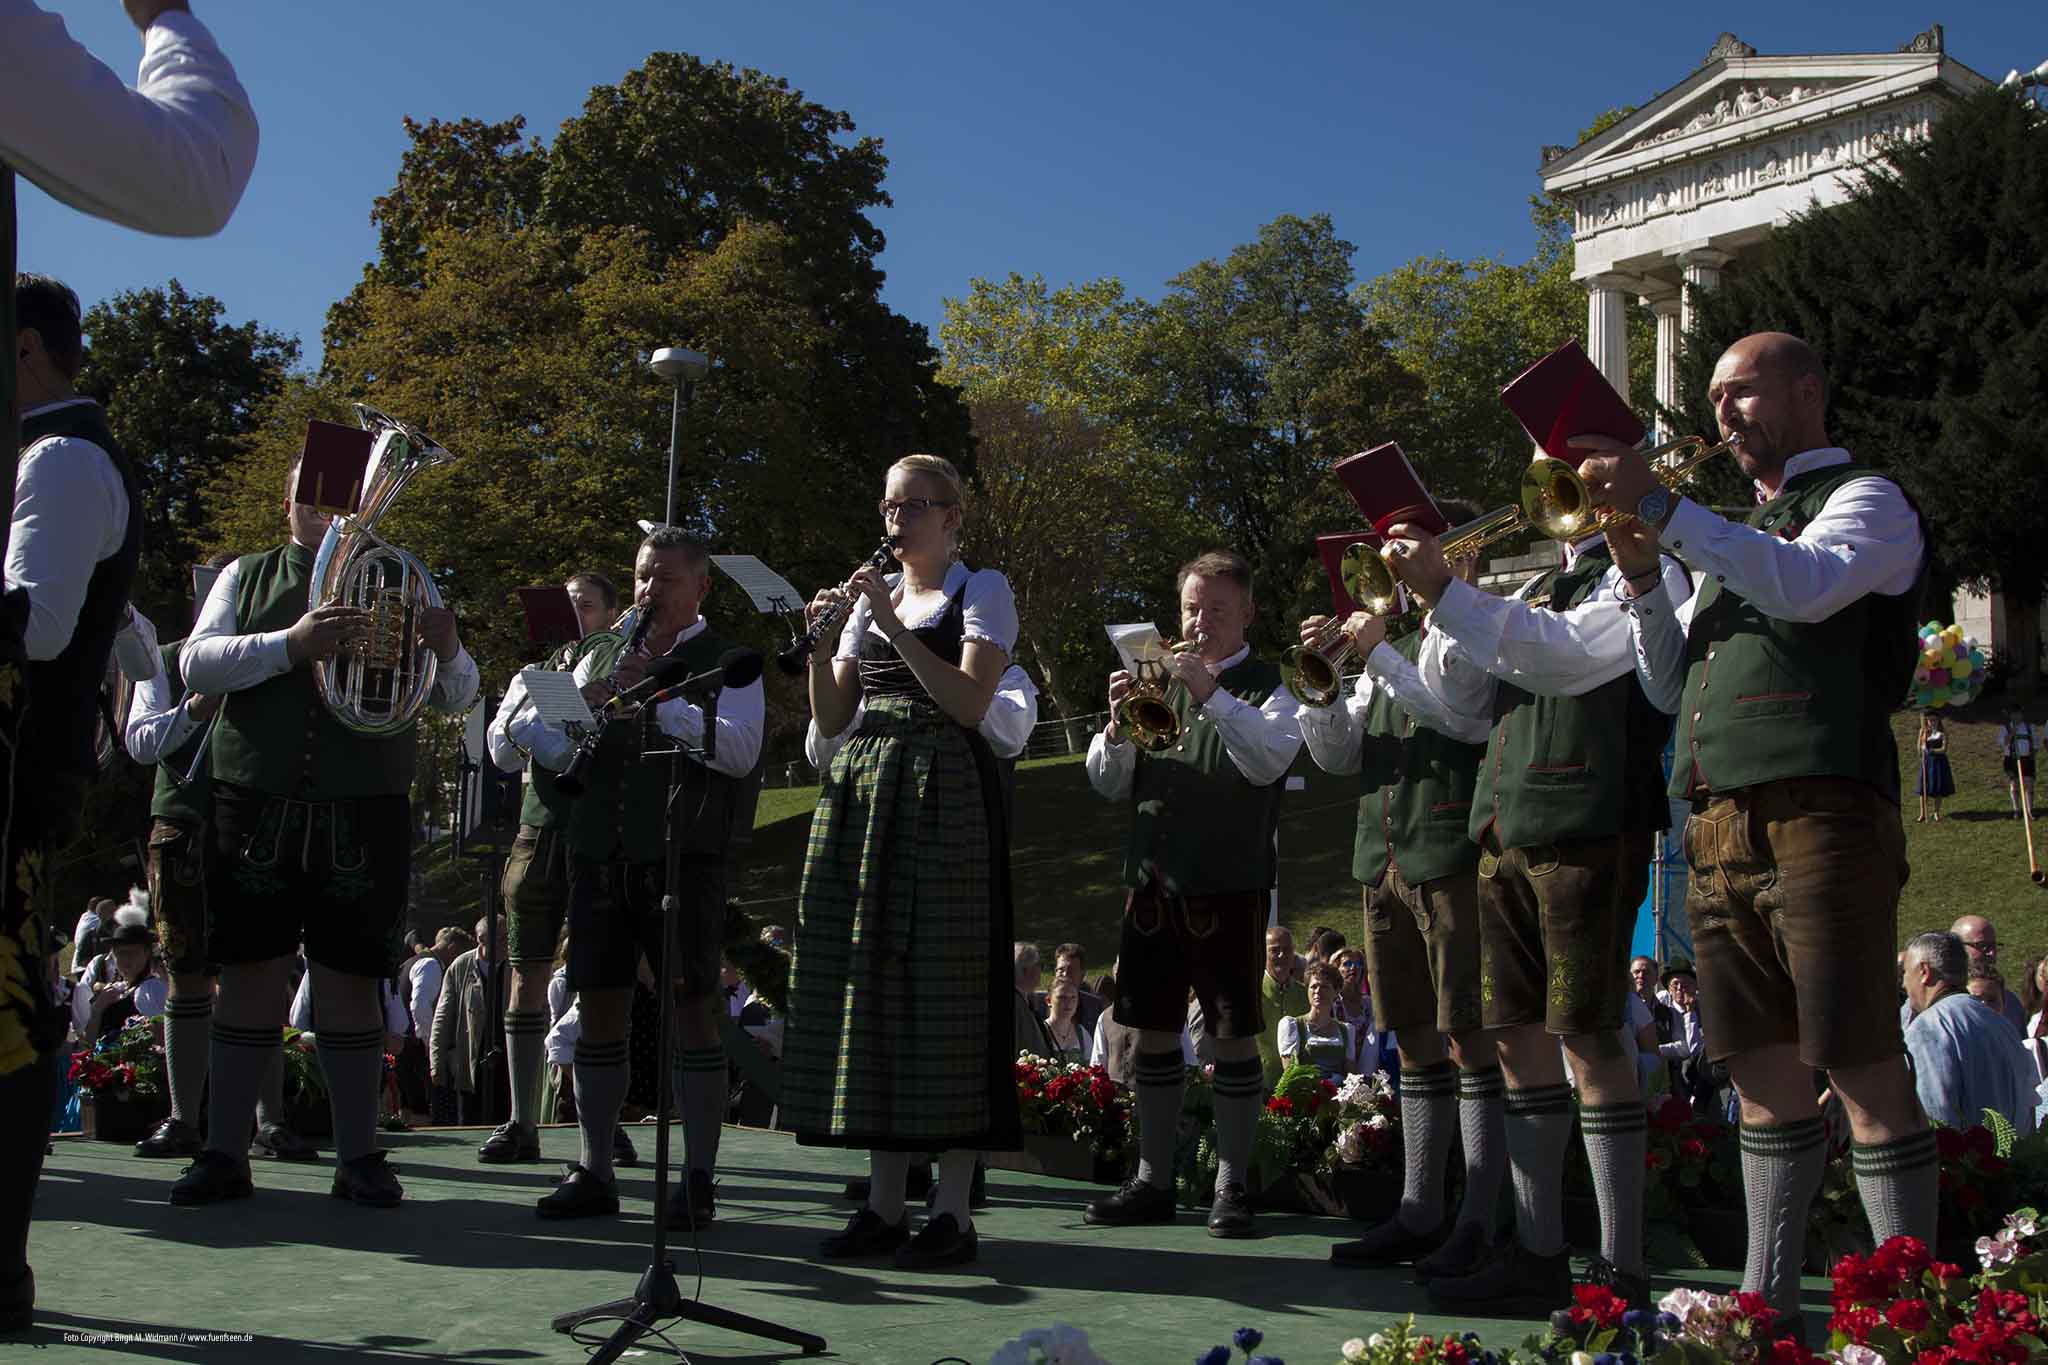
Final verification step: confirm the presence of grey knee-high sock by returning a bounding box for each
[1133,1047,1186,1190]
[1853,1129,1939,1247]
[1456,1065,1506,1232]
[504,1009,549,1129]
[1397,1062,1458,1231]
[204,1022,276,1161]
[676,1044,727,1176]
[1502,1082,1574,1257]
[163,995,212,1126]
[1741,1118,1826,1325]
[1580,1100,1648,1277]
[315,1026,385,1165]
[867,1150,910,1224]
[255,1040,284,1129]
[573,1038,630,1182]
[1211,1055,1263,1193]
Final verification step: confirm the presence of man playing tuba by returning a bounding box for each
[172,435,478,1209]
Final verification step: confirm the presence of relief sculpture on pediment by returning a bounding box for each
[1631,82,1827,151]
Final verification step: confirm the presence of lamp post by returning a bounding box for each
[2001,58,2048,108]
[647,347,710,529]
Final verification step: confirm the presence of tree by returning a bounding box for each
[75,281,298,626]
[1676,88,2048,688]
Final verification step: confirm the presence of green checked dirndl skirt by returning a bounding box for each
[782,693,1020,1151]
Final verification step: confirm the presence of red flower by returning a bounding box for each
[1764,1339,1820,1365]
[1931,1262,1965,1284]
[1875,1236,1933,1283]
[1644,1150,1667,1170]
[1829,1306,1880,1343]
[1566,1283,1626,1330]
[1653,1095,1691,1133]
[1265,1096,1294,1116]
[1974,1288,2037,1333]
[1680,1137,1708,1161]
[1733,1291,1777,1326]
[1888,1298,1933,1333]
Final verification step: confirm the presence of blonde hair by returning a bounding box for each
[889,454,967,556]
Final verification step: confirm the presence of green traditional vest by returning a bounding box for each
[516,638,584,831]
[1124,653,1287,896]
[149,639,213,828]
[1672,460,1923,805]
[563,621,744,864]
[210,543,418,801]
[1471,544,1674,847]
[1352,631,1486,888]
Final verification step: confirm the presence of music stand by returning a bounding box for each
[552,689,824,1362]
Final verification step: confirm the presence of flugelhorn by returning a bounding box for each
[777,536,900,675]
[1114,632,1204,753]
[1285,543,1403,708]
[554,606,654,798]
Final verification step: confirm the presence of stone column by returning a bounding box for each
[1584,273,1637,404]
[1680,247,1732,335]
[1643,288,1683,439]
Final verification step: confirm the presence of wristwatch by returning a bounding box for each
[1636,486,1673,528]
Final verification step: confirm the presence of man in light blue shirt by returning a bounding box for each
[1901,932,2036,1138]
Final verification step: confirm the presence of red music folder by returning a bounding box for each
[294,421,372,513]
[515,586,582,647]
[1332,442,1450,538]
[1315,531,1390,617]
[1499,340,1645,461]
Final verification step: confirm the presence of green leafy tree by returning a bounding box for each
[1675,88,2048,687]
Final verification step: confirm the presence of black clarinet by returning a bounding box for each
[776,536,899,675]
[556,608,656,797]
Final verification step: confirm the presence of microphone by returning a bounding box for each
[640,648,764,707]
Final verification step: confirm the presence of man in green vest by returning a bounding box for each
[1578,331,1931,1334]
[520,530,763,1228]
[171,443,480,1209]
[1081,550,1303,1240]
[480,569,640,1171]
[1296,508,1509,1282]
[1380,498,1693,1316]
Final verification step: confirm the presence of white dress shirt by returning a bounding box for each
[545,968,580,1066]
[406,955,444,1042]
[1298,631,1491,777]
[71,957,166,1037]
[1084,642,1306,800]
[805,663,1040,768]
[123,615,207,766]
[1624,448,1925,714]
[7,399,131,662]
[1,3,257,235]
[182,552,481,714]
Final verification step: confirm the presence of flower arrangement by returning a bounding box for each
[1825,1222,2043,1363]
[1642,1095,1741,1222]
[1338,1319,1510,1365]
[1323,1068,1401,1175]
[990,1321,1109,1365]
[1015,1054,1131,1166]
[68,1013,164,1097]
[1934,1120,2017,1250]
[1255,1062,1351,1179]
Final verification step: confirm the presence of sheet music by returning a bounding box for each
[1106,622,1168,676]
[712,555,805,615]
[518,668,596,729]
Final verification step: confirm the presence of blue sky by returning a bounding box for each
[18,1,2041,371]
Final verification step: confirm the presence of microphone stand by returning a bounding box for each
[455,717,507,1126]
[552,687,825,1362]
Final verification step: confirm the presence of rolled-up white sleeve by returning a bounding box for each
[6,434,129,661]
[1297,672,1366,776]
[1200,682,1303,788]
[656,676,764,779]
[1366,639,1490,744]
[1429,557,1690,699]
[487,674,534,774]
[124,663,199,765]
[1622,577,1700,716]
[0,4,258,236]
[806,706,860,771]
[979,665,1039,759]
[429,647,480,714]
[1085,728,1136,801]
[181,558,293,693]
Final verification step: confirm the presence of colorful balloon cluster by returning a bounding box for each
[1913,621,1987,709]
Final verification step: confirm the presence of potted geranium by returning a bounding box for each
[1643,1095,1744,1268]
[70,1014,169,1141]
[280,1027,332,1137]
[996,1053,1128,1184]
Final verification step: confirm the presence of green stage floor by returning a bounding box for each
[24,1125,1810,1363]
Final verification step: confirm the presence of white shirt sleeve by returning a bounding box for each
[381,980,410,1036]
[1658,475,1924,622]
[1297,668,1367,777]
[111,603,160,681]
[1200,679,1304,787]
[655,675,765,779]
[408,958,443,1041]
[1429,557,1692,698]
[1088,1022,1106,1068]
[960,569,1020,655]
[1085,727,1136,801]
[979,665,1039,759]
[1278,1014,1303,1060]
[1365,639,1492,744]
[181,557,293,692]
[547,970,570,1026]
[289,972,314,1033]
[806,706,861,771]
[429,647,481,714]
[1622,572,1698,715]
[486,674,533,774]
[0,5,258,236]
[70,961,97,1037]
[124,654,200,765]
[5,432,130,661]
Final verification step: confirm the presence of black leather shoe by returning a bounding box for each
[0,1267,33,1334]
[1083,1176,1177,1227]
[330,1151,404,1208]
[1413,1219,1495,1281]
[169,1150,254,1206]
[250,1122,320,1162]
[1330,1213,1448,1267]
[1427,1240,1571,1316]
[665,1168,717,1230]
[818,1207,911,1259]
[1583,1254,1652,1313]
[894,1212,977,1269]
[1207,1181,1256,1238]
[477,1120,540,1163]
[135,1117,203,1158]
[612,1126,638,1169]
[537,1163,619,1219]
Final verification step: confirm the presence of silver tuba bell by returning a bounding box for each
[308,404,456,736]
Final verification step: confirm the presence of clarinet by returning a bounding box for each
[555,608,656,798]
[776,536,899,675]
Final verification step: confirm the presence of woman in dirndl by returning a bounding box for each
[1917,711,1955,822]
[784,453,1019,1270]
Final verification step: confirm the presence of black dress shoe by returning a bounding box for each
[1427,1240,1571,1316]
[1083,1176,1177,1226]
[665,1168,717,1230]
[1330,1213,1448,1267]
[1583,1254,1652,1313]
[612,1126,638,1169]
[250,1122,320,1162]
[537,1164,619,1219]
[477,1120,540,1163]
[1206,1181,1255,1238]
[330,1151,404,1208]
[1413,1219,1494,1280]
[0,1267,32,1335]
[135,1117,203,1158]
[894,1212,977,1269]
[818,1207,911,1259]
[169,1150,254,1206]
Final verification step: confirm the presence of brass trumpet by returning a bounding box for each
[1114,633,1204,753]
[1357,432,1743,605]
[1284,543,1403,708]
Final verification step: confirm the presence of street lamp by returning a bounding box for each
[2001,58,2048,108]
[648,347,710,530]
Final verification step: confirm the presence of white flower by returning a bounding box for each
[1657,1285,1716,1325]
[2008,1211,2038,1239]
[1978,1232,2019,1269]
[1365,1112,1389,1130]
[1838,1346,1885,1365]
[1571,1352,1596,1365]
[1368,1333,1386,1350]
[1341,1338,1369,1362]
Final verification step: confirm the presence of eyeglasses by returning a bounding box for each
[878,497,954,519]
[1963,939,1997,956]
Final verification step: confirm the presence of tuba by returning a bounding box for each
[308,404,456,737]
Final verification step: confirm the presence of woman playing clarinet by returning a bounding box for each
[784,454,1020,1270]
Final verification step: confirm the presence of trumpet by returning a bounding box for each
[776,536,900,675]
[1114,633,1204,753]
[1358,432,1744,605]
[1284,543,1405,707]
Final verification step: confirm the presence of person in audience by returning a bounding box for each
[1655,964,1715,1115]
[2018,956,2046,1033]
[1052,943,1105,1032]
[1950,915,2028,1031]
[1901,932,2037,1136]
[1257,925,1308,1092]
[1999,706,2036,820]
[1013,942,1053,1058]
[1307,927,1345,968]
[1042,978,1092,1066]
[1278,963,1353,1083]
[430,918,508,1126]
[71,902,166,1045]
[1330,947,1368,1025]
[1630,956,1677,1098]
[1915,713,1953,823]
